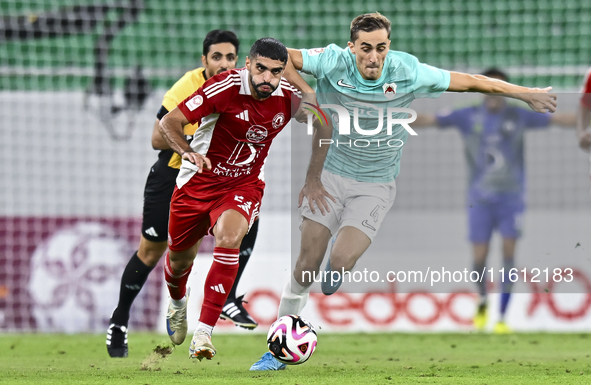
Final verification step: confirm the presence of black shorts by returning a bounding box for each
[141,150,179,242]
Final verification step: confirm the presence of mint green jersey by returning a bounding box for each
[301,44,450,182]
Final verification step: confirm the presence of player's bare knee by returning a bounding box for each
[168,249,195,272]
[169,260,192,273]
[215,231,244,249]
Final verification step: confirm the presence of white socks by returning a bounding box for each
[278,274,312,317]
[171,296,187,308]
[196,322,213,337]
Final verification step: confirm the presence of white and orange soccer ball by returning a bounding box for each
[267,315,317,365]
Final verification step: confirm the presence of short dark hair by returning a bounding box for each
[203,30,240,57]
[249,37,288,64]
[482,68,509,82]
[350,12,391,42]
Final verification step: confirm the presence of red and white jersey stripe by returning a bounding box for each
[202,73,242,99]
[175,68,301,200]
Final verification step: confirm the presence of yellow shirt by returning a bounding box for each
[161,67,207,169]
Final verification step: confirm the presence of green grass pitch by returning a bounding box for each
[1,332,590,384]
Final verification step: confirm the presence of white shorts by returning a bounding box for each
[299,170,397,241]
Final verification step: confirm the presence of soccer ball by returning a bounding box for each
[267,315,317,365]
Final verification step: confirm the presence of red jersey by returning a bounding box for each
[582,68,591,109]
[176,68,301,199]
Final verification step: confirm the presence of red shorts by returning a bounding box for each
[168,184,263,251]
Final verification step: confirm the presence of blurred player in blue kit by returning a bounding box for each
[251,13,557,370]
[413,68,575,333]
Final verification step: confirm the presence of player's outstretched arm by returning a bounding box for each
[299,114,336,216]
[286,49,304,74]
[285,48,318,123]
[576,103,591,151]
[159,107,211,172]
[285,48,335,211]
[447,71,557,113]
[284,49,312,93]
[410,114,437,128]
[549,113,577,128]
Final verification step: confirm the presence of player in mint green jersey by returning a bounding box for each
[251,12,557,371]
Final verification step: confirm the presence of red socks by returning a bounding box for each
[164,252,193,300]
[164,247,240,327]
[199,247,239,326]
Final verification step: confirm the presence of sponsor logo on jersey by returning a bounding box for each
[337,79,356,89]
[272,113,285,129]
[213,163,254,177]
[246,125,268,143]
[307,47,325,56]
[382,82,397,99]
[186,94,203,111]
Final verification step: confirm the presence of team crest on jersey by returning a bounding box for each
[272,113,285,129]
[382,82,397,99]
[186,95,203,111]
[307,48,325,56]
[246,125,268,143]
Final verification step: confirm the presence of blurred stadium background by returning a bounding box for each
[1,0,591,334]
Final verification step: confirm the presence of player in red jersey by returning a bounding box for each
[158,37,333,361]
[106,30,262,360]
[577,68,591,152]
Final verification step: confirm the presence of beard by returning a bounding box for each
[249,74,277,99]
